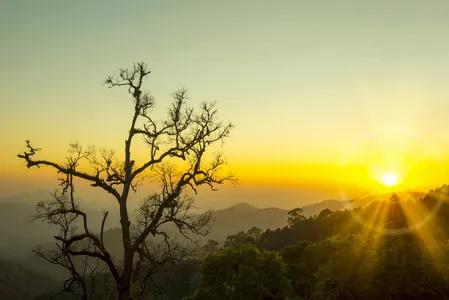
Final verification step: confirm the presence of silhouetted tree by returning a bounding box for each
[224,226,262,248]
[18,62,233,300]
[318,208,332,219]
[287,208,306,227]
[200,239,220,256]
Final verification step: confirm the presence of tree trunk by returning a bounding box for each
[118,254,133,300]
[118,188,133,300]
[118,284,131,300]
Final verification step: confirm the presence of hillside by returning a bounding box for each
[300,199,348,217]
[0,192,349,280]
[206,200,349,241]
[0,192,349,257]
[0,192,120,258]
[347,191,425,208]
[207,203,288,241]
[0,190,438,299]
[0,258,57,300]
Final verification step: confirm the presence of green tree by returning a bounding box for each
[200,239,220,256]
[192,244,292,300]
[312,234,379,300]
[312,234,449,300]
[288,208,306,227]
[317,208,332,219]
[224,226,262,248]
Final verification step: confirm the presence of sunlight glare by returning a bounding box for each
[381,172,398,187]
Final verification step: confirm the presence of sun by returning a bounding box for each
[381,172,398,187]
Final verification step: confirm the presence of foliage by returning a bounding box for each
[287,208,306,227]
[224,226,262,248]
[192,244,293,300]
[312,235,449,300]
[190,187,449,300]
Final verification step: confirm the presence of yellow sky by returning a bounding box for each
[2,1,449,208]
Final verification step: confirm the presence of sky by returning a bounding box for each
[2,0,449,209]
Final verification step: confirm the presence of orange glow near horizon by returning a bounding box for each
[3,146,449,201]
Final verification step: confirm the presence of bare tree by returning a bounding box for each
[18,62,234,300]
[32,177,113,299]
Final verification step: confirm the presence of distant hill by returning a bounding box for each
[0,201,55,258]
[259,187,449,250]
[1,190,419,288]
[207,203,289,241]
[30,201,345,267]
[347,191,426,209]
[300,199,348,217]
[224,202,260,212]
[0,258,57,300]
[0,192,350,258]
[0,191,349,279]
[206,199,348,241]
[0,192,120,258]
